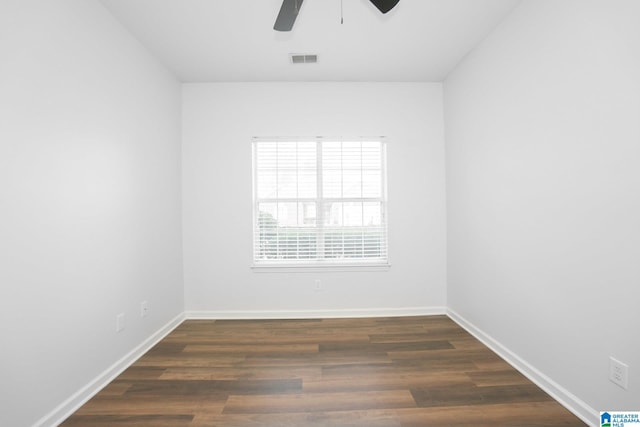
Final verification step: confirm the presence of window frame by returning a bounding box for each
[251,137,390,271]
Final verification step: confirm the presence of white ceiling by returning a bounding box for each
[99,0,521,82]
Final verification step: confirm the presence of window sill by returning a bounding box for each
[251,263,391,273]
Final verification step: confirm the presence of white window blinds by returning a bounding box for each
[252,138,388,266]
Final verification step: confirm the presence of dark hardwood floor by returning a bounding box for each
[61,316,586,426]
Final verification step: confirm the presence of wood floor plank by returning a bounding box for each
[117,366,168,380]
[202,409,402,427]
[395,401,587,426]
[303,371,476,393]
[183,343,319,354]
[236,352,393,368]
[410,383,553,408]
[387,346,501,361]
[476,401,588,426]
[467,369,532,387]
[72,395,225,416]
[368,332,450,343]
[61,414,193,427]
[319,339,454,353]
[124,378,302,396]
[222,390,417,414]
[157,366,321,381]
[61,316,587,427]
[132,355,245,368]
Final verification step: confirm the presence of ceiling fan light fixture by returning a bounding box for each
[274,0,304,31]
[369,0,400,14]
[274,0,399,31]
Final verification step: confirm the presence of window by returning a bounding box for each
[252,138,388,267]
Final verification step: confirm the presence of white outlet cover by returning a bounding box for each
[609,357,629,389]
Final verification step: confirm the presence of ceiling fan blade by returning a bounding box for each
[274,0,304,32]
[369,0,400,14]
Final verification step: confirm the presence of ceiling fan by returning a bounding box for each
[274,0,400,31]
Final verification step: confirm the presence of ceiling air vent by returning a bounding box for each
[290,54,317,64]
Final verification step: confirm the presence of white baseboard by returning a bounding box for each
[36,312,185,427]
[186,306,447,320]
[446,308,598,427]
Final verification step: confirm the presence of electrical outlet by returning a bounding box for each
[609,357,629,389]
[116,313,125,333]
[140,301,149,318]
[314,279,322,291]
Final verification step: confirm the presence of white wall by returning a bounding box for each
[182,83,447,317]
[445,0,640,421]
[0,1,183,426]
